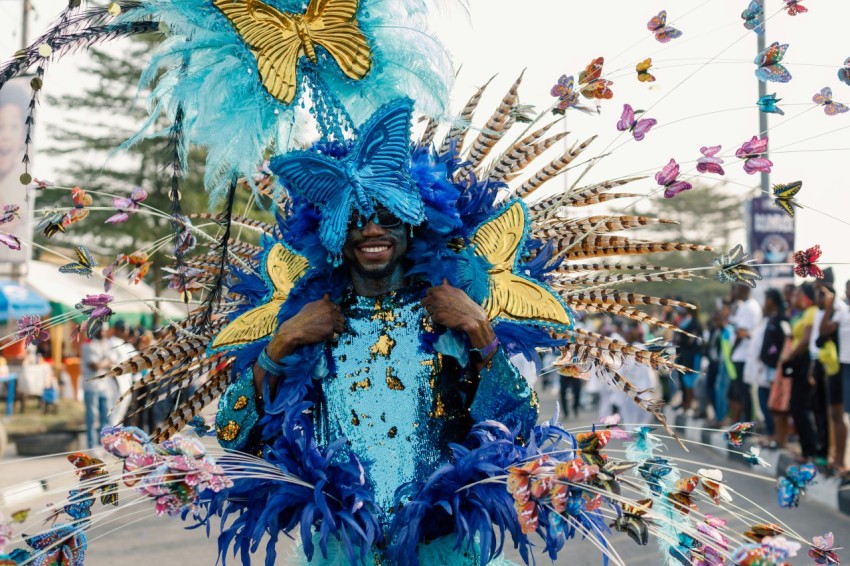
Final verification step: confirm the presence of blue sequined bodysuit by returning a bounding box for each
[316,284,538,522]
[216,283,538,563]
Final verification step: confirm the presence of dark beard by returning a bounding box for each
[350,257,401,280]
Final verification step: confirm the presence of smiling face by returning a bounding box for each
[342,207,409,294]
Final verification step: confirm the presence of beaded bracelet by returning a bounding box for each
[470,335,500,362]
[258,347,288,375]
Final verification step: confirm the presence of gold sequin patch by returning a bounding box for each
[350,378,371,392]
[233,395,248,411]
[217,420,240,442]
[388,426,398,438]
[351,410,360,426]
[370,334,395,358]
[386,368,405,391]
[429,393,446,419]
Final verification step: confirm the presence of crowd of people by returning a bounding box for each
[696,276,849,479]
[536,274,850,482]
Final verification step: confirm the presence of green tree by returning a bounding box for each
[36,38,263,323]
[632,182,750,315]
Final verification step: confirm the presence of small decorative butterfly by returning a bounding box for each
[126,252,151,284]
[794,244,824,279]
[715,244,762,288]
[67,453,118,506]
[724,421,756,447]
[638,456,671,495]
[617,104,657,141]
[62,187,92,227]
[16,315,49,347]
[173,214,197,257]
[667,475,699,515]
[784,0,808,15]
[754,42,792,83]
[188,415,215,437]
[105,186,148,224]
[0,234,21,251]
[636,58,656,82]
[60,246,97,278]
[551,75,578,114]
[745,446,772,468]
[839,57,850,86]
[36,211,67,238]
[656,159,693,198]
[576,430,612,467]
[696,145,725,176]
[777,463,817,508]
[578,57,614,100]
[49,489,95,524]
[741,0,764,34]
[757,93,784,115]
[809,532,842,565]
[772,181,802,217]
[669,532,704,566]
[610,499,653,546]
[736,135,773,175]
[647,10,683,43]
[23,523,86,566]
[11,509,30,524]
[812,87,849,116]
[75,295,114,339]
[0,204,20,225]
[507,458,545,505]
[744,523,783,542]
[698,468,733,504]
[514,500,538,535]
[554,458,599,483]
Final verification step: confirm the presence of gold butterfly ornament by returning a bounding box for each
[211,243,312,351]
[470,200,573,329]
[213,0,372,105]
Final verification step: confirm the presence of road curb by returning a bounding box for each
[675,415,847,515]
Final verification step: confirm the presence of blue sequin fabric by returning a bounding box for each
[319,285,467,519]
[317,284,538,523]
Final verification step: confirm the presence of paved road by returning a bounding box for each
[1,391,847,565]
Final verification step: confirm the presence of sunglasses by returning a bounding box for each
[349,207,403,229]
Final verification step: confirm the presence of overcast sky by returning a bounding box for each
[2,0,850,287]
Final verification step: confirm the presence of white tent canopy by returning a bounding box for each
[26,260,188,321]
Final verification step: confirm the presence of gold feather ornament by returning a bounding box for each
[213,0,372,104]
[212,243,311,350]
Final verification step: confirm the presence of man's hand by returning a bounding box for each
[254,295,344,398]
[266,294,345,360]
[422,279,495,349]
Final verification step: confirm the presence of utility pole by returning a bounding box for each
[21,0,31,50]
[758,13,769,196]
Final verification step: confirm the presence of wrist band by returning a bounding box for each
[470,336,500,361]
[258,347,288,375]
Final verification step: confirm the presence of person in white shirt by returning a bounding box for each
[729,285,762,423]
[81,327,114,449]
[819,281,850,476]
[106,320,137,426]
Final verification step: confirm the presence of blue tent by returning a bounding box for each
[0,280,50,323]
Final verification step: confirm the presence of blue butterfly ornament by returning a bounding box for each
[777,463,817,508]
[269,98,425,258]
[757,93,785,115]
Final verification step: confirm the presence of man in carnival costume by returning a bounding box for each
[0,1,835,565]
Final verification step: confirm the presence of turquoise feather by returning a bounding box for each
[112,0,455,204]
